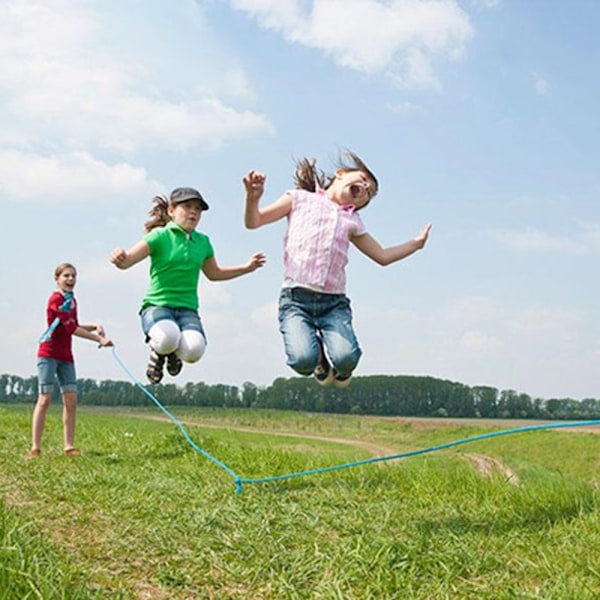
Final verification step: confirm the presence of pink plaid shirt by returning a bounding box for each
[283,187,366,294]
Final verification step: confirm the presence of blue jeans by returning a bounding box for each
[140,306,205,338]
[37,357,77,394]
[278,287,362,378]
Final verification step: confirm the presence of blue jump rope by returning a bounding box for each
[109,347,600,494]
[39,292,74,343]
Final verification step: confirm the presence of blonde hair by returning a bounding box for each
[54,263,76,279]
[294,150,379,198]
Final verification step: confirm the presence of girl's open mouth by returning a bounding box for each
[350,184,363,198]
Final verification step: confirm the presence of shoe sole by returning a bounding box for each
[146,371,163,384]
[333,377,351,389]
[314,370,335,386]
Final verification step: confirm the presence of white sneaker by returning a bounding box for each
[333,373,352,389]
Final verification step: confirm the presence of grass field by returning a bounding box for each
[2,404,600,599]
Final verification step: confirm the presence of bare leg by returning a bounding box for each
[62,391,78,451]
[31,393,52,451]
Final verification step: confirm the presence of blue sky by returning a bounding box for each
[1,0,598,400]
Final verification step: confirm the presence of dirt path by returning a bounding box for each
[383,416,600,435]
[128,413,399,458]
[463,453,519,484]
[116,411,518,482]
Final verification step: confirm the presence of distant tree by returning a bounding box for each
[1,371,597,421]
[241,382,258,408]
[472,386,498,418]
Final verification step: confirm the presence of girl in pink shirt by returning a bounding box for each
[244,151,431,388]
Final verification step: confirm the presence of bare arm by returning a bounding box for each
[202,252,266,282]
[109,240,150,270]
[352,224,432,266]
[73,326,113,347]
[79,323,105,335]
[243,170,292,228]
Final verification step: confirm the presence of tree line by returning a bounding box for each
[1,372,598,421]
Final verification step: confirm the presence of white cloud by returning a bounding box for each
[508,306,583,343]
[578,220,600,252]
[79,257,148,288]
[532,71,550,95]
[470,0,501,8]
[0,150,160,202]
[386,100,423,114]
[200,280,234,310]
[506,194,564,209]
[389,48,441,91]
[228,0,473,89]
[102,96,274,154]
[0,0,273,155]
[251,300,279,326]
[446,296,500,322]
[459,330,503,352]
[493,226,589,255]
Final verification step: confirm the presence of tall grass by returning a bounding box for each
[2,404,600,598]
[0,501,101,599]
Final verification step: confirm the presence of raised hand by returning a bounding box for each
[415,223,432,249]
[243,170,266,202]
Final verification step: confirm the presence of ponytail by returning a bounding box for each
[293,151,378,196]
[294,158,330,192]
[144,195,170,232]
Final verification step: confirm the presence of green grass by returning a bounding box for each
[0,500,101,599]
[2,404,600,598]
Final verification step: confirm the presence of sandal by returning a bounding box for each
[166,352,183,376]
[26,448,41,459]
[64,448,81,457]
[313,337,334,386]
[146,350,165,384]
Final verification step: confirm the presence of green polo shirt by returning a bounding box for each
[141,221,214,312]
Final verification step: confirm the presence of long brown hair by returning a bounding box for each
[144,195,171,232]
[294,150,379,197]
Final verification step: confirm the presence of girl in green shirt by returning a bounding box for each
[110,187,265,384]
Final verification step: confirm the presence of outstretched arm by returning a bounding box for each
[243,170,292,229]
[352,224,432,266]
[202,252,266,282]
[73,325,113,347]
[109,240,150,270]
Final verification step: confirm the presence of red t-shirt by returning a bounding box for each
[37,291,79,363]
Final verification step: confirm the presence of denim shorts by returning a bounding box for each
[140,305,206,339]
[37,357,77,394]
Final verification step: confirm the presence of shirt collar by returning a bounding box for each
[166,221,195,238]
[315,184,356,213]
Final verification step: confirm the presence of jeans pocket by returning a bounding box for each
[278,288,295,326]
[278,288,293,308]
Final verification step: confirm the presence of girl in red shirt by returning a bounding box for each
[28,263,113,458]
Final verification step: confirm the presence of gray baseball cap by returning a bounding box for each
[170,187,209,210]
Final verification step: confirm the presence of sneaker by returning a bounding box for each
[166,352,183,377]
[333,373,352,389]
[146,350,165,384]
[314,348,335,386]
